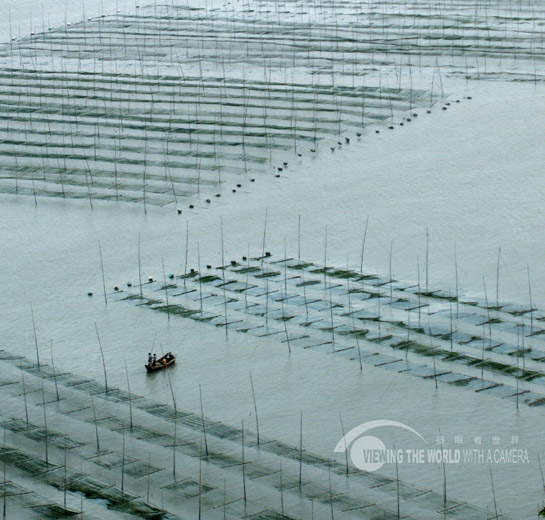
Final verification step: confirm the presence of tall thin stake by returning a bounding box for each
[41,380,49,464]
[94,323,108,393]
[221,218,228,337]
[30,302,40,367]
[425,229,429,292]
[199,385,209,455]
[340,414,349,476]
[162,257,170,321]
[20,363,29,425]
[125,361,133,430]
[91,394,100,452]
[489,465,499,519]
[121,424,126,494]
[50,340,59,401]
[242,419,247,503]
[299,411,303,488]
[99,241,108,304]
[249,372,260,445]
[496,247,501,306]
[3,431,6,520]
[138,233,143,298]
[360,216,369,274]
[261,209,268,268]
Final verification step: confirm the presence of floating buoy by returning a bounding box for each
[330,147,335,151]
[467,96,472,100]
[446,102,451,106]
[207,264,212,269]
[206,199,210,203]
[413,113,418,117]
[399,122,404,126]
[345,137,350,144]
[275,174,280,178]
[337,141,342,146]
[237,184,241,188]
[189,204,194,209]
[356,132,362,137]
[242,256,247,261]
[127,282,132,287]
[114,286,119,291]
[310,148,316,153]
[148,276,153,282]
[407,118,412,122]
[427,110,431,114]
[251,178,255,182]
[265,251,271,257]
[168,274,174,279]
[88,292,93,296]
[297,153,302,157]
[278,167,283,171]
[388,126,394,130]
[232,189,236,193]
[190,268,195,273]
[177,209,182,214]
[215,194,221,197]
[375,130,380,134]
[442,106,447,110]
[231,260,237,266]
[283,162,288,166]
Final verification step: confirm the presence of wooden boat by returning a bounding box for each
[145,353,176,372]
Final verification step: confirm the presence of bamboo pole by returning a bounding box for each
[99,242,108,304]
[30,302,40,367]
[50,340,60,401]
[95,322,108,392]
[249,371,260,445]
[199,385,209,455]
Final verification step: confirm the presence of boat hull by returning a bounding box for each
[145,355,176,372]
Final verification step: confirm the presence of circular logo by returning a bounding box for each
[349,435,386,472]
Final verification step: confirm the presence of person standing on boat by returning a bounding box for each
[152,353,157,366]
[148,353,152,366]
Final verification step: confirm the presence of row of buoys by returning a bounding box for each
[169,95,471,215]
[178,180,255,214]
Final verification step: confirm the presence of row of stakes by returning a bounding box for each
[173,95,473,214]
[88,252,273,296]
